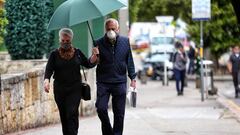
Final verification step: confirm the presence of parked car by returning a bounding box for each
[150,34,175,54]
[131,34,150,52]
[138,52,174,81]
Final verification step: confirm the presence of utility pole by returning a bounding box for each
[192,0,211,101]
[200,20,204,101]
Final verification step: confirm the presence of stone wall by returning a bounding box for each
[0,64,97,135]
[0,59,47,74]
[0,52,10,61]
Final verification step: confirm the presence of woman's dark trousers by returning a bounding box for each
[54,81,81,135]
[174,69,186,94]
[95,82,127,135]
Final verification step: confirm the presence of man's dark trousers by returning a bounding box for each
[232,71,240,97]
[96,82,127,135]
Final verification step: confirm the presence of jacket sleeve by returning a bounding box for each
[44,51,55,80]
[77,49,96,68]
[127,39,137,80]
[228,55,233,63]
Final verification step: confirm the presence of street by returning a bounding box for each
[7,79,240,135]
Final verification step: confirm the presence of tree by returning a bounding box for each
[137,0,240,66]
[138,0,190,22]
[187,0,240,65]
[231,0,240,24]
[0,8,7,48]
[129,0,143,24]
[4,0,54,59]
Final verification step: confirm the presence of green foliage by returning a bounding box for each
[0,8,8,48]
[108,11,118,20]
[129,0,142,23]
[138,0,190,22]
[45,0,55,56]
[137,0,240,60]
[188,0,240,58]
[4,0,54,59]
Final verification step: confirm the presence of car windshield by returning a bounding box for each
[151,37,174,45]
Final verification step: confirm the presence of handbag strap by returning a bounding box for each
[76,48,87,82]
[80,65,87,82]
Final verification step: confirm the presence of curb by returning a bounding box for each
[217,94,240,121]
[187,76,232,82]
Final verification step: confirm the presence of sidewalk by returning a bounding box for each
[215,81,240,121]
[187,74,232,81]
[8,80,240,135]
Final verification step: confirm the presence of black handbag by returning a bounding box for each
[80,65,91,101]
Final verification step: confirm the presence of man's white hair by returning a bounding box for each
[105,18,119,28]
[59,28,74,40]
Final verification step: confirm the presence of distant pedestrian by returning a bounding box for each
[173,42,187,96]
[187,42,195,75]
[94,18,137,135]
[44,28,98,135]
[227,45,240,98]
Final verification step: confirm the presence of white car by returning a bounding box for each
[150,34,175,54]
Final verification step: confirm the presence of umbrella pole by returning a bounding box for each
[87,21,97,47]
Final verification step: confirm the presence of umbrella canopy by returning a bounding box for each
[48,0,127,31]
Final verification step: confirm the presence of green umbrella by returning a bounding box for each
[48,0,127,46]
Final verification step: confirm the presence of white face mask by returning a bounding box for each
[106,30,117,40]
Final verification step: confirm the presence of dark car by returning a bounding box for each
[141,52,174,80]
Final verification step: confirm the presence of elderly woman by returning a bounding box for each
[44,28,98,135]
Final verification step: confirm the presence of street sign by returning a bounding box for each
[192,0,211,20]
[192,0,211,101]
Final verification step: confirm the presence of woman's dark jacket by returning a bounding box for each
[44,48,95,85]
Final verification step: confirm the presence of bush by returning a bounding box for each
[0,8,8,49]
[4,0,54,59]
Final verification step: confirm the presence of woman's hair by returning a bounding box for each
[59,28,74,40]
[105,18,119,28]
[175,41,183,49]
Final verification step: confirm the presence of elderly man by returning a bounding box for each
[94,18,137,135]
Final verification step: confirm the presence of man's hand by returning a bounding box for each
[130,79,136,89]
[44,79,50,93]
[227,62,232,74]
[92,47,99,56]
[90,47,99,63]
